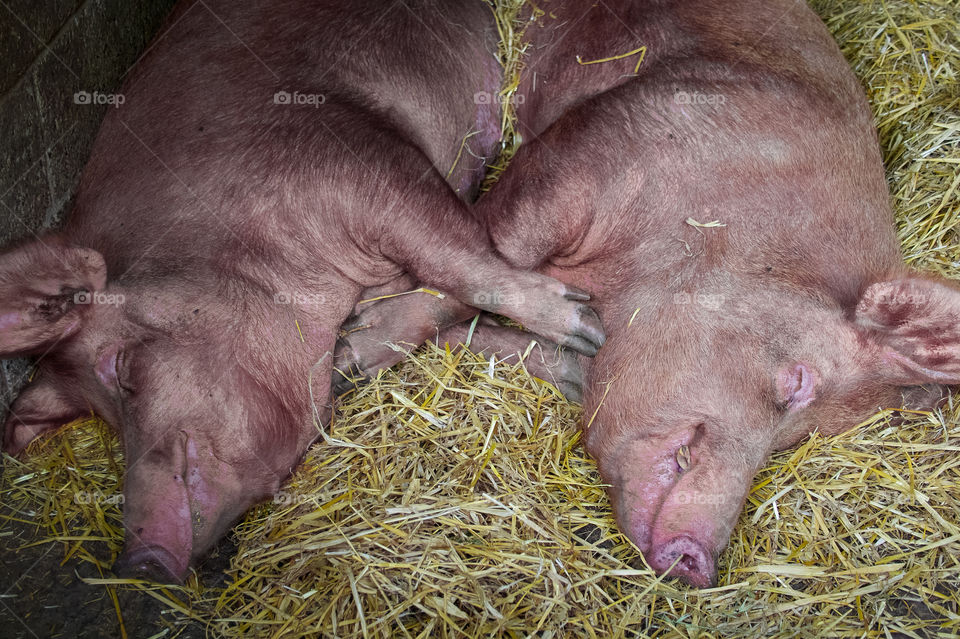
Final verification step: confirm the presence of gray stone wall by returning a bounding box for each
[0,0,177,411]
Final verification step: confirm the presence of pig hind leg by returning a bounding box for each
[433,322,584,402]
[334,292,583,402]
[334,290,475,395]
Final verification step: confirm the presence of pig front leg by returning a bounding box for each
[376,188,605,357]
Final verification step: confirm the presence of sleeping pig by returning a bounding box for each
[0,0,605,583]
[333,0,959,587]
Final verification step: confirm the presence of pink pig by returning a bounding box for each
[334,0,960,587]
[0,0,605,583]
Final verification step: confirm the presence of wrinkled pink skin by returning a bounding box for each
[336,0,960,587]
[0,0,606,583]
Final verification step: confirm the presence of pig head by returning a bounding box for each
[0,238,318,581]
[577,274,958,587]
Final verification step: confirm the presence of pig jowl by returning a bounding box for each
[330,0,960,588]
[0,0,605,583]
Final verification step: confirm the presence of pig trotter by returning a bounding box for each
[332,336,367,395]
[553,370,584,404]
[546,299,604,357]
[522,281,605,356]
[563,286,592,302]
[331,364,365,396]
[332,302,587,402]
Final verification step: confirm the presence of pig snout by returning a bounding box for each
[603,423,759,588]
[114,430,274,583]
[113,545,185,584]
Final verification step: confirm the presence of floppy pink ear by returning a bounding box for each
[2,373,85,456]
[0,239,106,356]
[856,276,960,385]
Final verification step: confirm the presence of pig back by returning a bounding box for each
[512,0,903,313]
[64,0,501,277]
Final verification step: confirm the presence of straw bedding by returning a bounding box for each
[1,0,958,637]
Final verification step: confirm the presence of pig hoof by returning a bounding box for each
[648,535,716,588]
[523,337,583,401]
[562,285,591,302]
[340,313,367,333]
[113,545,184,584]
[557,379,583,403]
[551,347,585,402]
[558,304,605,357]
[332,337,368,395]
[332,364,366,395]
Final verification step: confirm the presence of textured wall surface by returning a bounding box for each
[0,0,177,411]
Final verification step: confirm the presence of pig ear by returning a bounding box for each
[2,373,85,456]
[855,276,960,385]
[0,239,106,356]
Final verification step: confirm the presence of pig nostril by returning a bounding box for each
[678,553,700,572]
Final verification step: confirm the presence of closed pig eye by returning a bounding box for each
[115,349,136,394]
[775,363,818,411]
[97,343,137,395]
